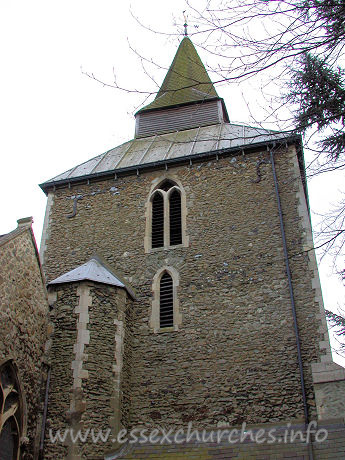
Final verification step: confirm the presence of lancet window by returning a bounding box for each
[149,179,185,251]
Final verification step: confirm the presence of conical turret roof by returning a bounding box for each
[137,37,219,113]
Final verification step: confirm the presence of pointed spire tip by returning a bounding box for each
[183,10,188,36]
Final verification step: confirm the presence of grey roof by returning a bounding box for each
[41,122,288,187]
[48,257,135,298]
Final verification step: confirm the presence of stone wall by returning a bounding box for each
[113,419,345,459]
[44,285,77,459]
[44,281,132,459]
[0,222,49,459]
[43,145,331,436]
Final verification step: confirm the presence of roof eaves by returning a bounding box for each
[135,96,221,115]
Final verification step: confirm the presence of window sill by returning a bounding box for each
[154,326,179,334]
[148,243,186,254]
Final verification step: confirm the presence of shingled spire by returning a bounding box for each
[135,37,229,138]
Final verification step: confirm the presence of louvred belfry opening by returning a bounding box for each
[152,192,164,248]
[169,189,182,246]
[160,272,174,328]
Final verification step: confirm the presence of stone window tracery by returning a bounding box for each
[145,177,188,253]
[0,360,24,460]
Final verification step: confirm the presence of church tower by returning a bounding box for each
[39,37,345,459]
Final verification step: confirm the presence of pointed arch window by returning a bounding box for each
[146,178,188,252]
[0,360,24,460]
[150,267,182,333]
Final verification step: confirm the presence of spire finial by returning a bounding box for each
[183,10,188,36]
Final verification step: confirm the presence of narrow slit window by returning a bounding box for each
[152,192,164,248]
[160,272,174,328]
[169,189,182,246]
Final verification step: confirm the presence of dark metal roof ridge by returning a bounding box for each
[40,134,301,193]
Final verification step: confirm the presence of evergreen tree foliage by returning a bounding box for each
[289,53,345,159]
[299,0,345,43]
